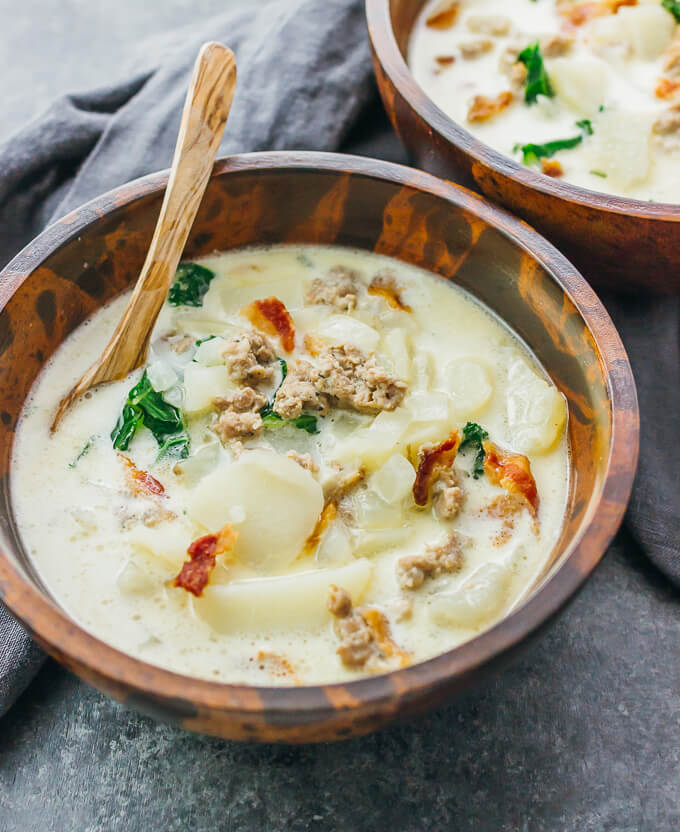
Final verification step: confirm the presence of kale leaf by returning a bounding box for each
[515,120,594,166]
[168,263,215,307]
[459,421,489,479]
[575,119,594,136]
[69,435,97,469]
[517,43,554,104]
[663,0,680,23]
[111,371,189,459]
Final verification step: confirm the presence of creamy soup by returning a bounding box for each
[12,245,568,686]
[409,0,680,201]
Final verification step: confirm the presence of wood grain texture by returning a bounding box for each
[0,152,638,742]
[366,0,680,294]
[52,42,236,429]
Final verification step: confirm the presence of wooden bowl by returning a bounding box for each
[366,0,680,294]
[0,152,638,742]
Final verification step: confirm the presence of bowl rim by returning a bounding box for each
[365,0,680,221]
[0,150,639,722]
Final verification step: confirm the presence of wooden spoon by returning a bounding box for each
[51,41,237,431]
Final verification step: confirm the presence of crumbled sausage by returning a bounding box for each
[460,39,494,60]
[431,468,465,520]
[222,331,277,385]
[509,61,529,90]
[367,271,411,311]
[467,91,514,123]
[274,345,407,418]
[541,159,564,177]
[540,34,573,58]
[396,532,466,591]
[305,266,359,312]
[168,334,195,354]
[286,450,319,473]
[466,14,511,36]
[327,585,410,670]
[211,387,267,442]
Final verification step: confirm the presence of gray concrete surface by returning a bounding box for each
[1,2,679,831]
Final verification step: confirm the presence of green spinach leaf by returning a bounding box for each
[517,43,554,104]
[168,263,215,307]
[663,0,680,22]
[460,421,489,479]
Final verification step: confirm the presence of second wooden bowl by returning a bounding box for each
[0,152,637,741]
[367,0,680,294]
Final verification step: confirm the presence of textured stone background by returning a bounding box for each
[1,2,679,831]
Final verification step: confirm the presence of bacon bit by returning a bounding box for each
[467,91,514,123]
[557,0,635,27]
[304,332,326,356]
[435,55,456,67]
[413,431,461,507]
[426,0,460,30]
[303,500,338,557]
[242,296,296,353]
[118,453,165,497]
[252,650,299,682]
[541,159,564,178]
[361,608,411,668]
[656,78,680,100]
[368,273,412,312]
[173,524,238,597]
[482,440,539,517]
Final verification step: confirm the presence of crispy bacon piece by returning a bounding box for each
[173,524,238,597]
[361,608,411,667]
[482,440,539,517]
[242,296,296,353]
[467,91,514,123]
[557,0,635,27]
[426,0,460,30]
[435,55,456,67]
[118,453,165,497]
[368,273,412,312]
[303,501,338,557]
[541,159,564,178]
[413,431,461,507]
[656,78,680,100]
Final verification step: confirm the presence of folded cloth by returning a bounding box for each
[0,0,376,718]
[1,0,678,720]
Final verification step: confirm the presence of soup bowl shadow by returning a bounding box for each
[366,0,680,294]
[0,152,637,742]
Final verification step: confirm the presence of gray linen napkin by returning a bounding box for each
[1,0,678,719]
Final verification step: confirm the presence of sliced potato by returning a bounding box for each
[445,358,493,419]
[332,408,412,470]
[313,314,381,354]
[548,56,608,116]
[505,359,567,455]
[429,562,511,628]
[128,522,193,570]
[187,449,324,571]
[585,108,653,188]
[382,329,412,380]
[193,558,372,633]
[370,453,416,504]
[401,391,456,448]
[618,4,675,59]
[183,364,236,414]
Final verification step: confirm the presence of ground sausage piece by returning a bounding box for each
[654,103,680,150]
[274,345,407,418]
[466,14,511,36]
[286,450,319,474]
[305,266,359,312]
[460,39,494,59]
[663,33,680,80]
[540,34,573,58]
[425,0,460,30]
[222,332,277,385]
[212,387,267,442]
[467,91,514,123]
[541,159,564,177]
[397,532,466,591]
[327,586,410,670]
[431,468,464,520]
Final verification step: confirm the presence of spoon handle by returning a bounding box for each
[90,42,235,381]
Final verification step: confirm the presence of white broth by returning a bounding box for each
[409,0,680,201]
[11,245,569,686]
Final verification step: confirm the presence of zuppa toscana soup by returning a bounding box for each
[409,0,680,201]
[12,245,568,686]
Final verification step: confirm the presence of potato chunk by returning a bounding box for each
[187,450,324,571]
[193,559,372,633]
[429,562,511,628]
[445,358,493,418]
[505,360,567,455]
[183,364,236,413]
[584,108,653,189]
[313,314,381,354]
[548,56,608,116]
[618,4,675,60]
